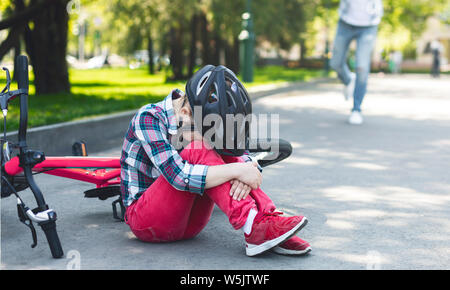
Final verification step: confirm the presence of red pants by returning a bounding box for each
[125,140,276,242]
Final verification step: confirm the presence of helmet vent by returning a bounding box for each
[196,71,212,95]
[208,91,218,103]
[239,88,248,104]
[208,83,219,103]
[226,91,236,108]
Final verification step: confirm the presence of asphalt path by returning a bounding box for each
[2,74,449,269]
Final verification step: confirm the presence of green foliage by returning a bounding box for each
[210,0,245,43]
[249,65,322,85]
[253,0,306,49]
[0,0,12,14]
[375,0,448,53]
[73,0,320,57]
[107,0,160,54]
[381,0,447,37]
[0,66,320,131]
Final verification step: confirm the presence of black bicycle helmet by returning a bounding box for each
[186,65,252,156]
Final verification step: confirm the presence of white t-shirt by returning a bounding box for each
[339,0,384,27]
[430,40,443,53]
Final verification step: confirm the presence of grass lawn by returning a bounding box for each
[0,66,322,132]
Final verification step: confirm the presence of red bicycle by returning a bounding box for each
[1,56,292,259]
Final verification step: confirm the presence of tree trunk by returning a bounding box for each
[188,14,198,77]
[212,30,221,66]
[0,0,48,31]
[0,0,26,63]
[225,37,240,74]
[13,40,21,81]
[0,25,24,62]
[147,30,155,75]
[12,0,24,81]
[299,38,306,66]
[158,32,168,72]
[24,0,70,94]
[169,26,184,80]
[199,13,210,65]
[233,37,240,73]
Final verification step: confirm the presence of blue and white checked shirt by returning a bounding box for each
[119,89,209,207]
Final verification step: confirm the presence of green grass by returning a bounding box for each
[249,65,322,86]
[0,66,321,132]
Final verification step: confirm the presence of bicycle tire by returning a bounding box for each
[248,138,292,167]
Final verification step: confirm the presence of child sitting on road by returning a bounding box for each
[120,65,311,256]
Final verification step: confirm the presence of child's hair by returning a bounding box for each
[173,90,190,116]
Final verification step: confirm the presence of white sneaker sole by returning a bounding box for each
[272,245,312,256]
[348,112,363,125]
[245,217,308,257]
[348,117,363,125]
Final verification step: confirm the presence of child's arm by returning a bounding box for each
[205,162,261,191]
[134,110,262,196]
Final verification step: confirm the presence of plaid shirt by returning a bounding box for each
[120,89,209,207]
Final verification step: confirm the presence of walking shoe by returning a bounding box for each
[272,236,312,256]
[344,72,356,101]
[348,110,363,125]
[244,211,308,256]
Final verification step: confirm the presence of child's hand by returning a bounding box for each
[234,162,262,191]
[229,179,252,201]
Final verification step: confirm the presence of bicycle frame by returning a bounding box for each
[1,56,293,261]
[4,156,121,188]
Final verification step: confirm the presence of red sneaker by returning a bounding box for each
[244,211,308,256]
[272,236,312,255]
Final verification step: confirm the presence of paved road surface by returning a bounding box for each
[2,74,449,269]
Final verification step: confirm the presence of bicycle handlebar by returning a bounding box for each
[40,220,64,259]
[17,55,29,148]
[16,56,29,92]
[2,55,64,259]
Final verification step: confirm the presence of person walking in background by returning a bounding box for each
[389,50,403,74]
[330,0,383,125]
[430,39,443,78]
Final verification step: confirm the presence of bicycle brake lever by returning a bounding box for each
[27,220,38,248]
[17,199,38,248]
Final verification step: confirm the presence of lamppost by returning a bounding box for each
[239,0,255,82]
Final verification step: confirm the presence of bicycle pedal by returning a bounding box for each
[84,186,120,201]
[72,141,88,156]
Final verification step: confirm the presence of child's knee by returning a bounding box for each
[180,140,223,165]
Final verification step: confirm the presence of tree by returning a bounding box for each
[104,0,318,78]
[109,0,200,79]
[0,0,71,95]
[109,0,160,74]
[209,0,245,72]
[160,0,199,80]
[375,0,448,54]
[382,0,448,37]
[25,0,71,94]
